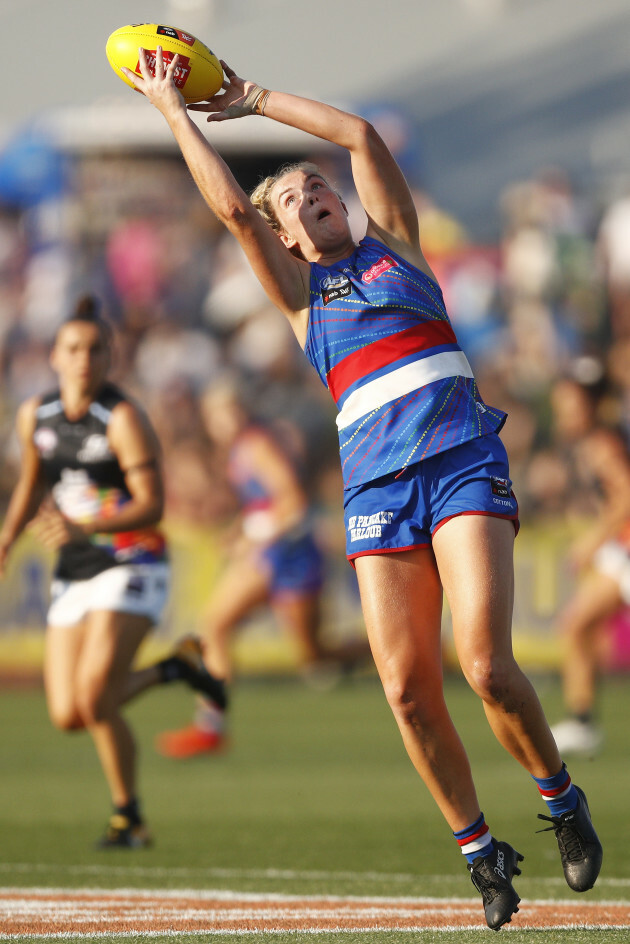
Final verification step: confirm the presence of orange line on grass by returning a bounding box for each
[1,889,629,935]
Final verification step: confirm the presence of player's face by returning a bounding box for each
[51,321,110,394]
[271,170,352,260]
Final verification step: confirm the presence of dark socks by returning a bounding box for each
[157,656,228,710]
[115,797,142,826]
[157,656,185,684]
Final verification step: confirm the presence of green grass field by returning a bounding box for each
[1,669,629,943]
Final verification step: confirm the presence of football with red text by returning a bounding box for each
[106,24,223,103]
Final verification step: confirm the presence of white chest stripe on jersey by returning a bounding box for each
[335,350,474,431]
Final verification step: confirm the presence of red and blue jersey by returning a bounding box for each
[227,427,274,512]
[227,427,324,596]
[304,236,506,489]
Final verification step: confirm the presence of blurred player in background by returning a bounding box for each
[0,295,219,847]
[131,51,602,928]
[548,374,630,756]
[157,377,365,759]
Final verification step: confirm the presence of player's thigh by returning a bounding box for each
[432,513,515,667]
[561,570,623,637]
[44,620,88,726]
[77,610,153,701]
[203,554,271,630]
[354,548,444,689]
[272,592,321,641]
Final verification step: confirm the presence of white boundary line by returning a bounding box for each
[0,929,485,940]
[3,925,630,940]
[1,887,630,906]
[0,863,629,889]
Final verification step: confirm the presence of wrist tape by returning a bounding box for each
[223,85,271,119]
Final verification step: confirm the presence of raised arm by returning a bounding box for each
[125,50,310,330]
[219,84,420,257]
[127,51,430,314]
[195,63,423,265]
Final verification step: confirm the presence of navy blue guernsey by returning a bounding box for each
[33,383,167,581]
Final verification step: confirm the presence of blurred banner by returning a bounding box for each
[1,520,629,680]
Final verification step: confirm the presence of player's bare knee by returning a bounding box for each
[464,658,518,709]
[75,684,113,726]
[48,704,84,731]
[383,679,433,728]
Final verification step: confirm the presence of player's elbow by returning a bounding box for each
[222,204,270,254]
[137,492,164,527]
[147,495,164,524]
[221,197,258,233]
[348,116,381,152]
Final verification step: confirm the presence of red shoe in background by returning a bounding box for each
[155,725,228,759]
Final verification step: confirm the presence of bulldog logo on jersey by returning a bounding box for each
[321,273,352,306]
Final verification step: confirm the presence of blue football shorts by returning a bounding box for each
[343,432,519,562]
[260,528,325,597]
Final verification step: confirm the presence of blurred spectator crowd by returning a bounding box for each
[0,145,629,545]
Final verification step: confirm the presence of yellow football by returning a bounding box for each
[106,23,223,104]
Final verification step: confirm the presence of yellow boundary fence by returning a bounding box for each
[1,518,629,678]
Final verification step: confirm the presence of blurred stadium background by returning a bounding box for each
[2,0,630,681]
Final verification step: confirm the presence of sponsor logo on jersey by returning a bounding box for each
[348,510,394,542]
[321,273,352,306]
[361,255,398,284]
[34,427,58,458]
[77,434,113,464]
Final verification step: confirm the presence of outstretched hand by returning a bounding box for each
[121,46,186,118]
[188,61,262,121]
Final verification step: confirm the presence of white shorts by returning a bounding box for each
[592,540,630,605]
[48,563,171,627]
